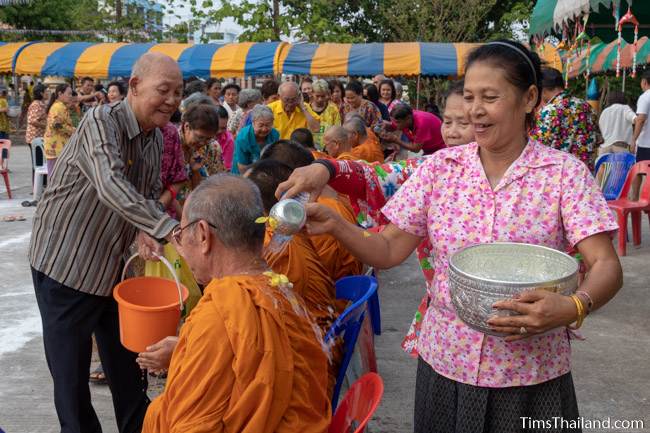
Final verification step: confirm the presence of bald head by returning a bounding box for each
[343,118,367,147]
[131,52,181,81]
[260,139,314,169]
[127,52,183,132]
[245,160,293,213]
[279,81,299,96]
[323,125,351,158]
[279,81,300,113]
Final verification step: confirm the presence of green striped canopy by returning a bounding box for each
[530,0,650,44]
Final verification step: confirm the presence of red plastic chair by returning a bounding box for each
[608,161,650,256]
[0,139,11,199]
[329,372,384,433]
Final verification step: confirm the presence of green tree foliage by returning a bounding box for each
[0,0,161,42]
[166,0,536,43]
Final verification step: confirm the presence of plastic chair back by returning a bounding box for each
[594,152,636,200]
[31,137,45,169]
[617,160,650,202]
[325,275,378,410]
[328,372,384,433]
[0,139,11,171]
[365,267,381,335]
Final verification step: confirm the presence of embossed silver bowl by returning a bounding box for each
[269,198,307,236]
[448,242,578,336]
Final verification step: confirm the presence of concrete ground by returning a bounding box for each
[0,143,649,432]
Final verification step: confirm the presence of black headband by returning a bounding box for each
[485,41,538,85]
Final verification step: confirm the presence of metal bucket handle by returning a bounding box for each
[122,253,184,313]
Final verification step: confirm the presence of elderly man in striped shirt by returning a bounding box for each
[29,52,183,433]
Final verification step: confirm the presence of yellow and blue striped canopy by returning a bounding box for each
[0,41,559,78]
[10,41,287,78]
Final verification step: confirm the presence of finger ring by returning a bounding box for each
[519,326,527,334]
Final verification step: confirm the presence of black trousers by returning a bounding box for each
[32,268,149,433]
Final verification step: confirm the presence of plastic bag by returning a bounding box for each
[144,243,202,316]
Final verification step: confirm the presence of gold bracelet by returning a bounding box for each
[569,294,585,329]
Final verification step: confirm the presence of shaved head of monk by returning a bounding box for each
[245,160,293,213]
[260,139,315,169]
[177,174,266,284]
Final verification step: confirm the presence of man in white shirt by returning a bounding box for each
[598,91,636,156]
[631,70,650,198]
[633,70,650,160]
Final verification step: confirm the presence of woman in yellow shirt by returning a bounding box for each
[306,79,341,149]
[44,84,74,174]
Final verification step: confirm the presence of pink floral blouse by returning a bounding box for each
[382,141,617,387]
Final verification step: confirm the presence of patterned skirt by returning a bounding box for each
[415,358,581,433]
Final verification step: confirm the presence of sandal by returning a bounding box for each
[89,365,107,384]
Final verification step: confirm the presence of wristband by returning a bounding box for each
[313,159,335,181]
[166,185,177,201]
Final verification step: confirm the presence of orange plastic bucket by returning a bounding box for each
[114,254,189,353]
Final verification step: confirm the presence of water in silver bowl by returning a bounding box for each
[448,242,579,336]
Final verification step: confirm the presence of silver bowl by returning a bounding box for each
[448,242,578,336]
[269,198,307,236]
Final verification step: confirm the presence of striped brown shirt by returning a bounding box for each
[29,100,177,296]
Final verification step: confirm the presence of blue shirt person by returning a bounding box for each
[231,105,280,174]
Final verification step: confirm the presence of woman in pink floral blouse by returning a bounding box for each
[278,41,623,433]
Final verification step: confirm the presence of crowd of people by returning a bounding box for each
[22,38,644,433]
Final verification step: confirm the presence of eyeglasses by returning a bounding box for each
[171,219,218,244]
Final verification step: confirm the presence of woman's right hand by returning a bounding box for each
[304,202,342,235]
[275,163,331,202]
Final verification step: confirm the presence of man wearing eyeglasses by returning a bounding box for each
[267,81,320,139]
[29,53,183,433]
[138,174,331,432]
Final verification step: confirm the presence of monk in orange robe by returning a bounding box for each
[314,193,364,280]
[139,175,330,433]
[258,139,363,280]
[345,119,384,163]
[246,159,346,396]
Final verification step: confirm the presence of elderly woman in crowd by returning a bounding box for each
[106,81,126,103]
[178,103,227,203]
[231,104,280,174]
[341,80,382,129]
[227,88,262,135]
[278,40,622,433]
[305,79,341,149]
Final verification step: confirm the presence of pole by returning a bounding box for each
[416,75,421,110]
[622,68,626,91]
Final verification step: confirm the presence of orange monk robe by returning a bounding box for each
[350,128,384,163]
[263,231,336,335]
[312,194,363,281]
[311,149,329,159]
[336,151,356,161]
[142,275,331,433]
[263,231,343,396]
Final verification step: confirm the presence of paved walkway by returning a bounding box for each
[0,144,648,432]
